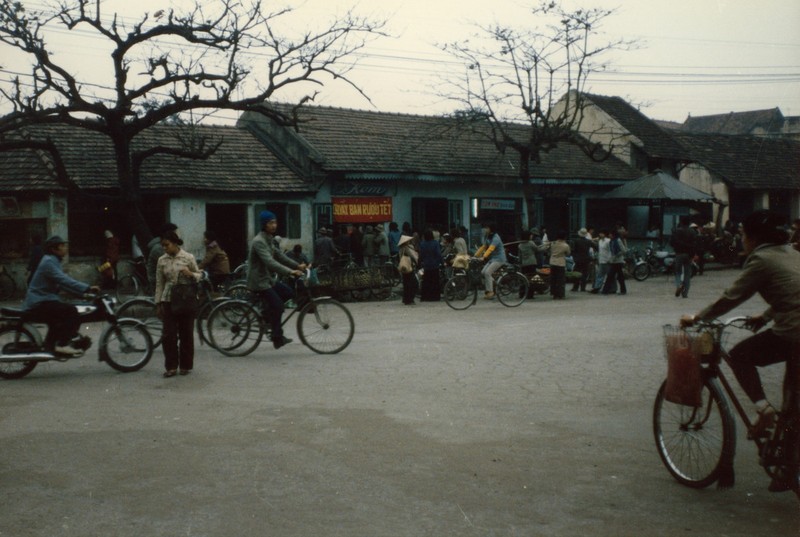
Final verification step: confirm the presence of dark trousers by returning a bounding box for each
[727,330,800,404]
[550,265,566,298]
[162,303,195,372]
[602,263,626,294]
[401,272,417,304]
[420,269,441,301]
[27,301,80,349]
[572,260,590,291]
[255,282,295,339]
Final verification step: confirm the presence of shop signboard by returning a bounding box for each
[332,196,393,223]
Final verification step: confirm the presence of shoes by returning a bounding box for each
[54,345,82,357]
[272,336,293,349]
[484,291,495,299]
[589,289,599,294]
[163,370,177,378]
[675,284,684,297]
[179,369,191,376]
[748,404,777,439]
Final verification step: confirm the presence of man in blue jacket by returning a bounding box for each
[23,236,101,356]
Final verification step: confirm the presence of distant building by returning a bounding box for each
[680,107,800,139]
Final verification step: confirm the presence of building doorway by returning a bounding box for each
[206,204,248,267]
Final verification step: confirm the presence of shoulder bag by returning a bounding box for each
[170,282,199,316]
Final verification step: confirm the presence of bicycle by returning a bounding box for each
[116,258,148,301]
[206,269,354,356]
[653,317,799,496]
[443,258,529,310]
[0,265,17,301]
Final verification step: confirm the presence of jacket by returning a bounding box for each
[154,248,202,304]
[670,226,697,256]
[198,242,230,275]
[247,231,299,291]
[23,254,90,310]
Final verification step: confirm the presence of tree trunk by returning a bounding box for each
[110,131,154,254]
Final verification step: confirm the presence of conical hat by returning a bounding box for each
[397,235,414,247]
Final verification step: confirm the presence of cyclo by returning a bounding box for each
[653,317,798,496]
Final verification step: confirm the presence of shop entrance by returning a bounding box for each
[206,204,248,267]
[411,197,449,232]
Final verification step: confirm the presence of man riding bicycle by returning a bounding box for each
[473,222,506,300]
[681,210,800,493]
[247,210,307,349]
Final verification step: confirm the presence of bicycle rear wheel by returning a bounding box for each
[496,271,528,307]
[116,274,141,302]
[207,299,263,357]
[297,299,354,354]
[653,376,736,488]
[116,298,162,348]
[443,274,476,310]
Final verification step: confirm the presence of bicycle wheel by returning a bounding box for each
[116,298,162,348]
[0,270,16,300]
[633,263,650,282]
[0,326,39,379]
[99,319,153,372]
[116,274,141,301]
[207,299,263,357]
[297,299,354,354]
[496,271,529,307]
[196,297,228,346]
[653,377,736,488]
[443,274,476,310]
[225,283,253,301]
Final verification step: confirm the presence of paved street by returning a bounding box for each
[1,268,797,536]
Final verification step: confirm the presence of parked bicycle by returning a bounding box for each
[653,317,798,496]
[443,258,529,310]
[0,294,153,379]
[206,269,354,356]
[116,258,148,301]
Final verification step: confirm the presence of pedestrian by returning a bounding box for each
[530,228,546,266]
[147,223,178,295]
[362,225,377,266]
[100,229,120,289]
[387,222,401,256]
[247,210,307,350]
[198,230,231,290]
[374,224,390,265]
[418,228,443,301]
[313,227,337,266]
[350,225,364,267]
[287,244,310,265]
[333,225,351,259]
[601,228,627,295]
[451,227,468,256]
[670,215,697,298]
[570,228,593,292]
[155,230,202,378]
[398,234,418,305]
[590,230,611,294]
[548,230,571,299]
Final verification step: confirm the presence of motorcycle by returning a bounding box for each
[0,294,154,379]
[639,243,698,281]
[624,247,651,281]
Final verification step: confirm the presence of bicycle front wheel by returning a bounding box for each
[297,299,354,354]
[207,299,263,357]
[116,298,162,348]
[653,376,736,488]
[496,271,529,307]
[100,319,153,372]
[443,274,476,310]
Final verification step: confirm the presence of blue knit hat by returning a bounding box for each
[259,210,277,227]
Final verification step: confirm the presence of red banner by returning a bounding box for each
[332,197,392,223]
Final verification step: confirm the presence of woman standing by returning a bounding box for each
[418,229,443,301]
[398,235,418,305]
[155,230,202,378]
[548,230,571,299]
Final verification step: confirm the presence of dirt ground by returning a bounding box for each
[1,268,797,536]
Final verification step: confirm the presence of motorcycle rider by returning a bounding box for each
[22,236,101,356]
[681,210,800,493]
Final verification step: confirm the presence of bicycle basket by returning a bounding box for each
[662,325,713,407]
[467,259,483,286]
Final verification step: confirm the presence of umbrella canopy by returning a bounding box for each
[603,170,716,202]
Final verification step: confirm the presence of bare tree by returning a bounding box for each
[0,0,385,244]
[439,1,633,228]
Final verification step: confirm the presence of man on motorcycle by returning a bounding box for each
[22,236,101,356]
[681,210,800,493]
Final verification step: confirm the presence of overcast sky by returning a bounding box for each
[3,0,799,123]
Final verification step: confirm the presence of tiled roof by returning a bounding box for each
[0,123,311,193]
[0,141,64,192]
[673,133,800,189]
[681,108,785,135]
[582,93,687,159]
[242,104,639,183]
